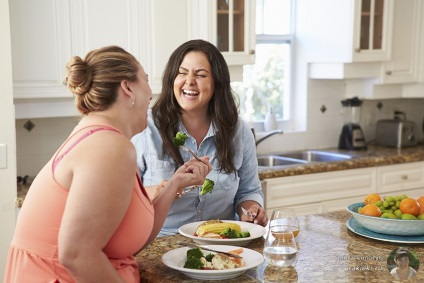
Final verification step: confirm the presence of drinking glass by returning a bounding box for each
[263,225,298,267]
[263,208,299,267]
[269,208,300,237]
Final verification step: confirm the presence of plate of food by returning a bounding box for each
[178,220,266,246]
[162,245,264,280]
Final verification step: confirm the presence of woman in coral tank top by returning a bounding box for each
[4,46,211,283]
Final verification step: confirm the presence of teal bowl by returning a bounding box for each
[346,202,424,236]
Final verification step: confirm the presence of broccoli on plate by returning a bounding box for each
[219,227,251,239]
[184,247,214,269]
[186,247,204,259]
[183,257,203,269]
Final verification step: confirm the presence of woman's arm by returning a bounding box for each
[235,120,268,226]
[141,156,211,247]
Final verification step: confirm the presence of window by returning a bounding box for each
[231,0,293,129]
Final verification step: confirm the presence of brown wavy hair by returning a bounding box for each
[65,45,140,115]
[152,39,239,173]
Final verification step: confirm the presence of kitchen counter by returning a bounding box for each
[16,145,424,208]
[135,210,424,282]
[258,145,424,180]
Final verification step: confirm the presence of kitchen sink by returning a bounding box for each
[257,155,307,167]
[279,150,354,162]
[257,150,358,169]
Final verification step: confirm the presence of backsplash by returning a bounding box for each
[15,117,80,177]
[15,80,424,175]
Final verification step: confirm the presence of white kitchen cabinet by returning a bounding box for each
[376,162,424,193]
[9,0,185,118]
[263,168,376,216]
[304,0,394,66]
[263,161,424,216]
[9,0,72,100]
[189,0,256,69]
[379,0,422,85]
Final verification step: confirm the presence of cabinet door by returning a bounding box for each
[352,0,394,62]
[264,168,376,212]
[376,162,424,193]
[380,0,421,84]
[303,0,393,64]
[9,0,72,99]
[189,0,255,66]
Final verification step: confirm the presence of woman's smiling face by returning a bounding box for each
[173,51,214,113]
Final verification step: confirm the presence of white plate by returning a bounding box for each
[178,220,266,246]
[162,245,264,280]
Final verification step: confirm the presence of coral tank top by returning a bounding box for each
[4,125,154,283]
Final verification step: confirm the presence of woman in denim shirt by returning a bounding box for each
[132,39,268,236]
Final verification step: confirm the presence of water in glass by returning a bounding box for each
[263,225,298,267]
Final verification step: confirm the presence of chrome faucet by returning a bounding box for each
[251,129,284,147]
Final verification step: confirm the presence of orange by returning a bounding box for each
[359,204,382,217]
[364,193,382,205]
[417,196,424,215]
[400,198,421,217]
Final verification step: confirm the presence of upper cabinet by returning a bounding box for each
[9,0,195,118]
[354,0,393,62]
[9,0,72,100]
[10,0,256,118]
[215,0,256,65]
[301,0,424,99]
[304,0,394,66]
[189,0,256,69]
[379,0,422,84]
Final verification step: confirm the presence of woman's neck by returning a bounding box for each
[181,112,211,147]
[81,111,132,139]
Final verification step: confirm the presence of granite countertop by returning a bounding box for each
[258,144,424,180]
[135,210,424,282]
[16,145,424,208]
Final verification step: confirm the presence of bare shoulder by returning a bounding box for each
[71,130,136,170]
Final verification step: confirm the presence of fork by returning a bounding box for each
[241,206,256,222]
[178,146,203,194]
[180,145,203,162]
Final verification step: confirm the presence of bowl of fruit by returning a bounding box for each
[346,194,424,236]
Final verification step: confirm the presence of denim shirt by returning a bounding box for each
[131,109,264,236]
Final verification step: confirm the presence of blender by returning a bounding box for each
[338,97,367,150]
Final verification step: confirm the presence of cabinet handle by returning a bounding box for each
[401,175,408,180]
[386,71,392,75]
[249,49,255,55]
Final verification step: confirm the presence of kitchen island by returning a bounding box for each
[135,210,424,282]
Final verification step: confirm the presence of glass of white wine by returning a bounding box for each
[269,208,300,237]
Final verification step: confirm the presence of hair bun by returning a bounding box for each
[65,56,93,96]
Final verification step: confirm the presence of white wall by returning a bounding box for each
[0,0,17,278]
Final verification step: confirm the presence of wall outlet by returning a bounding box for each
[0,144,7,169]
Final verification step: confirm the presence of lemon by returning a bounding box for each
[380,212,397,219]
[401,214,417,220]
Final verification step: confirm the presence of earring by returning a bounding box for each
[130,98,135,108]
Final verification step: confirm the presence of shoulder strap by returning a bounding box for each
[52,126,120,171]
